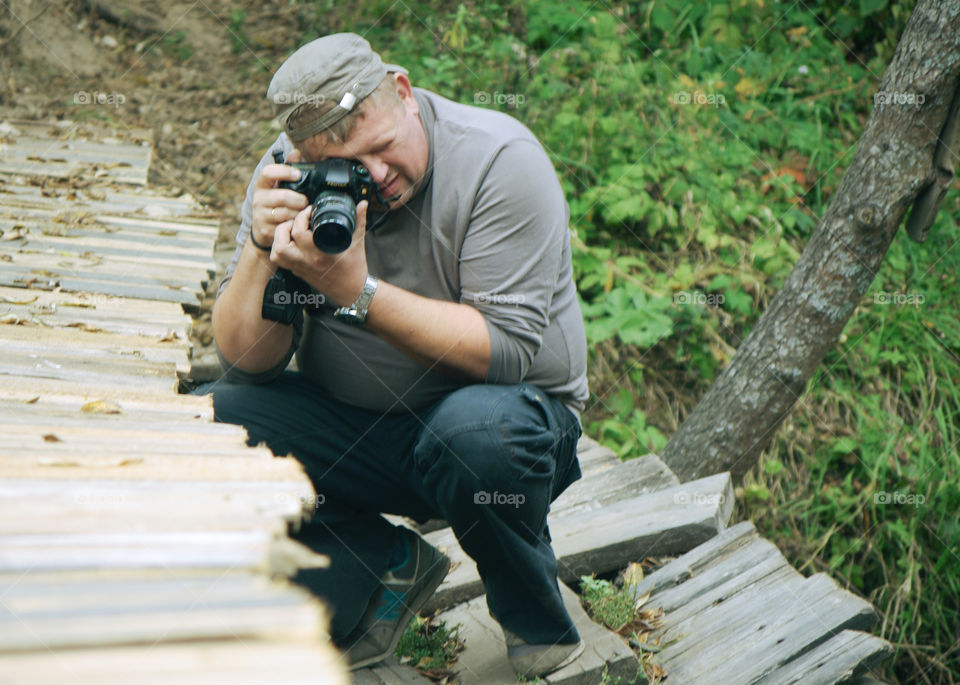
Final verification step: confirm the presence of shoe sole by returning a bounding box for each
[348,551,452,670]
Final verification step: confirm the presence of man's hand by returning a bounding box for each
[251,149,309,250]
[271,198,370,307]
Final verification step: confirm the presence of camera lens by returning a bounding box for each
[310,191,356,253]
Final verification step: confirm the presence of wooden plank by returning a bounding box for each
[0,458,315,481]
[11,233,216,271]
[0,386,214,420]
[0,574,327,652]
[640,536,792,614]
[0,479,316,534]
[755,629,893,685]
[0,355,178,393]
[0,179,211,218]
[0,250,211,291]
[0,324,190,372]
[575,435,622,477]
[363,656,437,684]
[0,267,201,306]
[626,520,759,599]
[0,423,255,455]
[0,643,349,685]
[550,453,680,518]
[436,582,636,685]
[0,286,192,338]
[0,530,285,573]
[656,573,878,682]
[423,473,734,613]
[0,123,152,185]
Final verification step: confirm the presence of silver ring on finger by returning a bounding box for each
[271,207,278,220]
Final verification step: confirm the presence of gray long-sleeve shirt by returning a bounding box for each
[219,88,589,414]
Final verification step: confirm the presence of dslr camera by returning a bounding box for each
[273,150,385,253]
[261,151,390,324]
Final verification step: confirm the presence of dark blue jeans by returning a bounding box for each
[199,372,582,645]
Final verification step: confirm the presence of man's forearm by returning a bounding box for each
[365,280,491,380]
[213,240,295,373]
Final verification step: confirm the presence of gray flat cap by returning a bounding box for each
[267,33,407,142]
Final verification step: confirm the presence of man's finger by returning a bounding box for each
[256,162,302,189]
[289,206,313,246]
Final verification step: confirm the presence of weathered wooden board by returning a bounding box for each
[0,323,190,371]
[655,573,878,682]
[574,435,623,477]
[0,387,215,420]
[423,473,733,613]
[0,264,202,306]
[0,179,212,219]
[639,536,793,615]
[0,642,349,685]
[626,520,760,599]
[0,447,312,481]
[550,453,680,517]
[353,656,436,685]
[0,354,179,393]
[0,573,327,652]
[436,582,636,685]
[754,629,893,685]
[0,529,286,573]
[0,250,211,291]
[0,286,192,338]
[0,120,152,185]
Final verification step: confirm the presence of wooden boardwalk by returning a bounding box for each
[0,120,347,684]
[0,121,892,684]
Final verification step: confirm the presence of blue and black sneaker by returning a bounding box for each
[344,528,451,669]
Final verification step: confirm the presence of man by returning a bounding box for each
[210,32,589,678]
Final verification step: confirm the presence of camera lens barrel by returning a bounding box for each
[310,191,356,253]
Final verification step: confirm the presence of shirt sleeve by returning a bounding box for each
[217,134,294,298]
[458,138,569,383]
[215,133,301,384]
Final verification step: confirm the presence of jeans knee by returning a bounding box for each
[414,384,566,491]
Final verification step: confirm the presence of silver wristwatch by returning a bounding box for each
[333,274,379,325]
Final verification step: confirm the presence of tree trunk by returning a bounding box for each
[660,0,960,483]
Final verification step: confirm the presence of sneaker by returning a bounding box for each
[344,529,451,670]
[504,628,585,679]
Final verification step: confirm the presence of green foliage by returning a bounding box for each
[248,2,954,680]
[160,30,193,62]
[227,10,249,54]
[395,615,463,671]
[580,575,638,632]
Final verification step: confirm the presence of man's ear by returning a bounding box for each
[393,72,418,114]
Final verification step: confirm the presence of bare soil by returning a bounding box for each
[0,0,305,359]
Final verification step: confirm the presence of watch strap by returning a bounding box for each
[333,274,379,324]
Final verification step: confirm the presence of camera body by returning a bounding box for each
[278,157,378,253]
